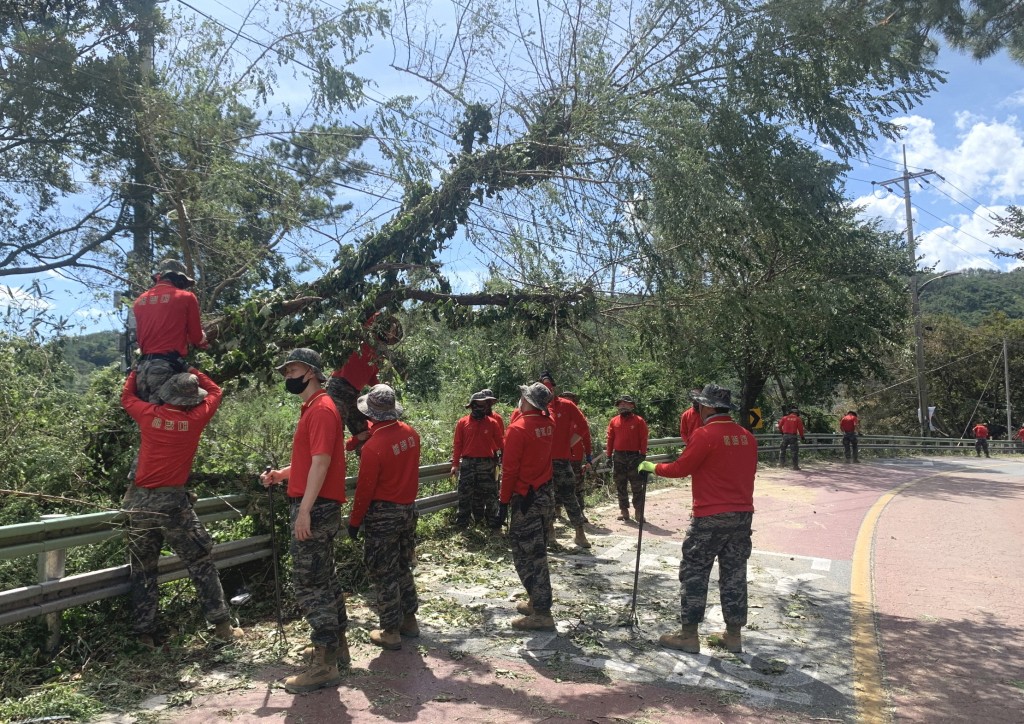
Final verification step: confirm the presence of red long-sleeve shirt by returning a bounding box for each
[655,414,757,518]
[331,342,379,391]
[679,407,703,443]
[350,420,420,526]
[121,369,221,488]
[839,414,859,433]
[1017,427,1024,442]
[606,413,648,455]
[973,424,990,439]
[133,280,205,357]
[549,396,588,459]
[778,413,805,436]
[490,411,505,435]
[288,391,347,502]
[569,414,592,462]
[452,415,503,460]
[500,411,553,502]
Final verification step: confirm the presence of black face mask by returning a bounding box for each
[470,407,486,419]
[618,407,633,417]
[285,376,310,395]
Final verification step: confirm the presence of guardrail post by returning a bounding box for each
[37,514,67,654]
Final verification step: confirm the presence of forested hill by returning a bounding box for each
[918,268,1024,324]
[60,331,120,390]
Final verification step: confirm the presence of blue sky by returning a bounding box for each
[3,3,1022,335]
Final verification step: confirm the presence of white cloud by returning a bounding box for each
[0,286,55,311]
[915,206,1008,272]
[998,90,1024,108]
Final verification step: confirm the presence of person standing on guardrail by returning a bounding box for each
[973,421,991,458]
[498,382,557,631]
[606,395,650,522]
[638,383,757,655]
[451,391,504,530]
[839,411,860,463]
[121,367,242,650]
[347,384,422,651]
[777,406,806,470]
[131,258,208,403]
[679,388,704,445]
[262,348,349,694]
[560,391,593,524]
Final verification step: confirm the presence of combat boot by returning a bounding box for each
[370,628,402,650]
[337,631,351,666]
[511,611,555,631]
[213,621,244,642]
[284,646,341,693]
[722,624,743,653]
[619,507,630,522]
[399,613,419,637]
[516,598,534,615]
[659,623,700,653]
[573,524,591,549]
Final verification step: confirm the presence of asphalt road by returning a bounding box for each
[102,455,1024,723]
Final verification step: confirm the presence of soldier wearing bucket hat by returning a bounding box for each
[637,383,757,655]
[261,347,349,693]
[451,391,505,530]
[538,372,592,549]
[348,384,422,651]
[499,382,558,631]
[605,394,649,522]
[120,366,242,648]
[131,258,207,403]
[777,405,806,470]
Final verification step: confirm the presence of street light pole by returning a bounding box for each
[874,146,939,438]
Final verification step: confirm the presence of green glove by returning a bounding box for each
[638,461,656,474]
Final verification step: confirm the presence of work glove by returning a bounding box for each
[638,461,656,474]
[347,524,360,540]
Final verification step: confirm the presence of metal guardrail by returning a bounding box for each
[2,435,1018,626]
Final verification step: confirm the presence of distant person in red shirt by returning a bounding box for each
[131,258,207,402]
[973,421,990,458]
[679,388,704,444]
[262,348,349,694]
[121,367,241,649]
[539,371,592,549]
[560,391,593,522]
[451,390,504,530]
[777,407,806,470]
[499,382,556,632]
[639,383,757,655]
[606,394,649,522]
[1017,424,1024,453]
[839,411,860,463]
[348,384,421,652]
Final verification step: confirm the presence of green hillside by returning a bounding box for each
[919,268,1024,324]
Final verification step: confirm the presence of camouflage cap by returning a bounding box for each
[478,388,497,402]
[614,394,636,406]
[691,383,738,411]
[153,258,195,286]
[465,391,493,408]
[275,348,327,382]
[357,383,403,421]
[157,372,208,407]
[519,382,553,411]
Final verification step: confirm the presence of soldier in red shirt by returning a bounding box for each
[639,383,757,655]
[679,388,704,444]
[451,391,504,529]
[121,368,242,648]
[478,388,505,435]
[348,384,422,651]
[606,395,649,521]
[973,421,990,458]
[839,411,860,463]
[498,382,557,631]
[777,407,806,470]
[131,258,207,402]
[1017,424,1024,453]
[261,348,349,693]
[539,372,592,549]
[560,391,593,524]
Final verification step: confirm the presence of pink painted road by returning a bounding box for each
[147,456,1023,723]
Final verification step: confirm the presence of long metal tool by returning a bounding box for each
[628,470,649,628]
[264,466,286,641]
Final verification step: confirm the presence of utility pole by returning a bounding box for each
[873,146,939,438]
[129,0,157,289]
[1005,338,1013,437]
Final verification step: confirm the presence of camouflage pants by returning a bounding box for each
[363,501,419,631]
[455,457,498,526]
[570,459,586,514]
[975,438,989,457]
[779,434,800,468]
[125,486,229,635]
[552,459,585,527]
[326,376,369,439]
[508,482,554,612]
[843,432,859,461]
[290,499,347,648]
[612,451,646,513]
[678,511,753,626]
[135,356,188,403]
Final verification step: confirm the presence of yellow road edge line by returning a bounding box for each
[851,470,958,723]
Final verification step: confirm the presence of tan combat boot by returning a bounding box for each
[619,507,631,522]
[573,524,591,549]
[516,598,535,616]
[213,621,244,641]
[284,646,341,693]
[399,613,420,637]
[511,611,556,631]
[370,628,402,650]
[722,624,743,653]
[337,631,351,666]
[659,623,700,653]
